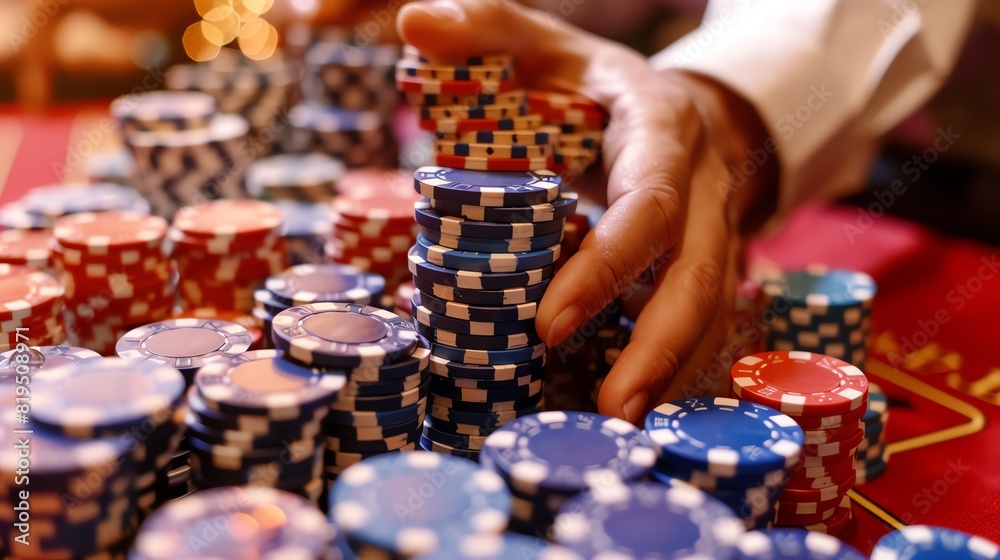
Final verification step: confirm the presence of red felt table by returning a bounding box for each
[2,104,997,554]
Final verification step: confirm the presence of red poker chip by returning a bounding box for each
[396,77,516,96]
[774,502,838,526]
[332,216,419,238]
[775,493,843,515]
[798,427,865,460]
[526,90,604,112]
[731,351,869,416]
[50,240,163,269]
[531,106,607,128]
[53,211,167,255]
[434,154,554,172]
[802,420,865,444]
[419,114,543,134]
[787,456,855,481]
[786,405,867,431]
[332,230,414,253]
[0,265,64,322]
[0,229,53,267]
[328,240,409,264]
[166,227,284,255]
[172,199,284,243]
[778,471,854,504]
[797,496,852,535]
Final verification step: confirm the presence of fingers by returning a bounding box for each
[535,86,703,348]
[597,143,733,424]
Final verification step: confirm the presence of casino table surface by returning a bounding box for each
[1,103,997,554]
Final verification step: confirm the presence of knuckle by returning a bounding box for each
[685,259,725,317]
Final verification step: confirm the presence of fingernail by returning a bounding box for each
[416,0,466,22]
[622,392,649,424]
[546,304,587,347]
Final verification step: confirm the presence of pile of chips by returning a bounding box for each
[284,101,392,169]
[0,265,64,352]
[0,182,150,231]
[643,397,805,530]
[553,481,746,558]
[0,229,54,270]
[167,199,288,313]
[303,42,399,120]
[406,166,580,458]
[275,201,334,266]
[871,525,1000,560]
[480,411,657,536]
[54,211,174,354]
[762,267,876,369]
[185,350,345,503]
[165,48,297,133]
[130,486,336,560]
[269,303,430,484]
[114,90,252,218]
[253,263,385,347]
[329,169,422,293]
[856,382,890,484]
[329,452,511,558]
[732,351,869,535]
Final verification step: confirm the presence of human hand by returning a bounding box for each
[398,0,776,424]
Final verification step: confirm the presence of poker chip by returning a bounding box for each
[265,263,385,307]
[271,303,419,369]
[0,229,53,267]
[434,153,554,172]
[30,357,185,439]
[412,274,550,306]
[401,45,511,67]
[409,249,554,290]
[871,527,999,560]
[54,211,167,255]
[412,532,583,560]
[796,495,853,535]
[422,228,564,253]
[644,397,805,477]
[325,398,428,428]
[417,322,540,351]
[736,528,869,560]
[414,200,566,239]
[330,377,431,412]
[413,303,537,336]
[416,290,537,323]
[397,60,511,81]
[431,340,546,366]
[331,451,511,556]
[0,345,99,372]
[415,233,561,273]
[246,153,345,201]
[408,91,526,108]
[554,482,744,559]
[437,128,560,146]
[115,318,254,376]
[731,351,869,416]
[428,191,579,223]
[16,182,151,220]
[423,113,544,134]
[174,199,285,243]
[111,90,216,133]
[414,167,561,208]
[428,353,546,381]
[397,76,516,95]
[423,104,528,122]
[0,265,64,322]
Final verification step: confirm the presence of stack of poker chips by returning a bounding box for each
[0,229,54,271]
[856,382,890,484]
[0,265,64,351]
[273,200,334,266]
[114,91,252,218]
[553,482,745,559]
[329,452,512,558]
[526,90,607,177]
[872,525,1000,560]
[130,487,336,559]
[246,153,346,203]
[269,303,430,485]
[303,41,400,120]
[0,182,150,230]
[53,211,174,354]
[735,528,869,560]
[731,351,870,535]
[762,267,876,369]
[168,200,288,313]
[643,397,806,530]
[407,168,579,459]
[165,48,297,134]
[480,411,656,536]
[252,263,386,348]
[185,350,346,504]
[328,169,422,293]
[284,101,392,168]
[28,358,187,528]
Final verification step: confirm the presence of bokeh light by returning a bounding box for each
[187,0,277,61]
[182,22,222,62]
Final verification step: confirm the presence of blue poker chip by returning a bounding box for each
[407,248,554,291]
[0,346,100,372]
[651,461,789,492]
[265,263,385,307]
[431,392,543,414]
[554,482,744,560]
[254,289,293,315]
[330,451,511,556]
[427,191,578,224]
[325,415,424,441]
[422,228,564,254]
[415,290,538,324]
[341,369,429,398]
[186,387,329,436]
[737,528,868,560]
[423,423,489,450]
[430,401,542,428]
[345,335,432,384]
[30,357,185,439]
[413,275,550,306]
[424,414,498,438]
[644,397,804,478]
[418,434,481,460]
[271,303,419,369]
[433,367,544,390]
[195,350,346,420]
[416,322,540,351]
[290,101,382,133]
[272,200,334,237]
[325,427,422,454]
[431,341,546,366]
[18,182,151,219]
[872,526,999,560]
[864,383,888,422]
[428,353,546,380]
[412,301,538,336]
[763,267,876,310]
[330,377,431,413]
[431,377,543,404]
[116,318,254,372]
[413,167,561,208]
[325,398,427,428]
[415,232,561,273]
[413,532,583,560]
[414,200,566,239]
[481,411,657,494]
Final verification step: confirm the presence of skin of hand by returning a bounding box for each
[397,0,777,424]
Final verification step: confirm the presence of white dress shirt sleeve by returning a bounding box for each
[650,0,976,213]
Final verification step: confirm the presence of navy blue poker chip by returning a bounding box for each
[413,167,561,208]
[325,398,427,428]
[325,415,424,441]
[737,528,869,560]
[418,435,481,460]
[413,276,550,306]
[422,423,488,450]
[432,367,543,390]
[115,318,254,372]
[413,532,583,560]
[330,377,430,413]
[430,376,543,404]
[872,526,1000,560]
[430,392,543,414]
[415,232,561,273]
[429,400,542,428]
[431,341,546,366]
[422,228,564,254]
[412,300,538,336]
[341,369,428,398]
[416,322,539,351]
[413,199,566,239]
[428,353,546,381]
[265,263,385,307]
[415,290,538,324]
[407,248,554,291]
